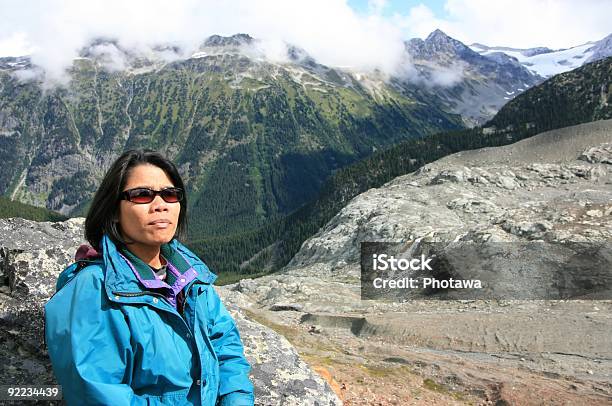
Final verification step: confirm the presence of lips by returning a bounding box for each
[148,219,171,225]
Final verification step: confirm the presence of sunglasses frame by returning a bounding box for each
[121,187,184,204]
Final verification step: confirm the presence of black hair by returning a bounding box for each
[84,149,188,250]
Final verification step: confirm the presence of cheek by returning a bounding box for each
[119,205,145,230]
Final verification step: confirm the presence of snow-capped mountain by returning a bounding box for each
[7,30,606,129]
[470,33,612,78]
[403,29,543,125]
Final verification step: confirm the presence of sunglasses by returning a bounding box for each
[121,187,184,204]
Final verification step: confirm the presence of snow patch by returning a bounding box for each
[475,42,596,77]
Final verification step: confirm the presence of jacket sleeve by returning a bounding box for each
[207,286,255,406]
[44,267,162,406]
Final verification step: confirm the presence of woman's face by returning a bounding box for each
[118,163,181,248]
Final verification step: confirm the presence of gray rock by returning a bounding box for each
[227,121,612,311]
[578,143,612,164]
[218,296,339,406]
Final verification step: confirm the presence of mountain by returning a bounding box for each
[470,33,612,78]
[2,33,608,276]
[0,34,463,237]
[403,29,544,125]
[203,57,611,277]
[487,56,612,132]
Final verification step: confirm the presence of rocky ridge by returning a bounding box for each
[225,120,612,405]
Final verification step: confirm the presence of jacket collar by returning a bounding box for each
[101,234,217,295]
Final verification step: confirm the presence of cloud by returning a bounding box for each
[367,0,388,15]
[0,32,34,56]
[0,0,407,83]
[429,62,467,87]
[0,0,609,85]
[396,0,612,49]
[86,43,129,72]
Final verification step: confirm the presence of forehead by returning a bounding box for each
[124,164,174,189]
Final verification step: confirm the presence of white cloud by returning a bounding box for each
[0,0,609,85]
[0,32,33,56]
[398,0,611,49]
[392,4,454,40]
[87,43,129,73]
[0,0,406,83]
[429,62,467,87]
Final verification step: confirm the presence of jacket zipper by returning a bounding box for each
[112,290,168,299]
[113,285,208,386]
[181,281,203,319]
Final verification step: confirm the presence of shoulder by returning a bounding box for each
[49,260,107,304]
[45,263,114,323]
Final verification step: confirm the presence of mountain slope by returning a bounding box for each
[0,196,67,222]
[403,29,543,125]
[202,56,611,277]
[488,56,612,132]
[0,34,463,237]
[227,118,612,404]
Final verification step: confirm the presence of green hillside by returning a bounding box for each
[0,48,462,238]
[488,57,611,131]
[0,196,67,222]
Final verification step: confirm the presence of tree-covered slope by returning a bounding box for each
[0,196,67,222]
[487,56,611,132]
[0,39,463,238]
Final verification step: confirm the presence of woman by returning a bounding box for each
[44,150,255,405]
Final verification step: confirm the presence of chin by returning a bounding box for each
[154,235,174,244]
[147,232,175,245]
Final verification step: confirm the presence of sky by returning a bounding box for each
[0,0,610,83]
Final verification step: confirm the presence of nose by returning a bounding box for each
[150,194,169,211]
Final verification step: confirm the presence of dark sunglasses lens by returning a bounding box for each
[161,188,182,203]
[129,189,155,203]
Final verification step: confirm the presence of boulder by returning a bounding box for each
[578,143,612,164]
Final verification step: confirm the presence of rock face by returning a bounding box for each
[288,119,612,279]
[0,217,340,405]
[223,120,612,404]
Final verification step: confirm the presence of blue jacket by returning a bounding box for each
[44,234,255,406]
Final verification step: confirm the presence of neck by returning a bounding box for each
[123,243,164,268]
